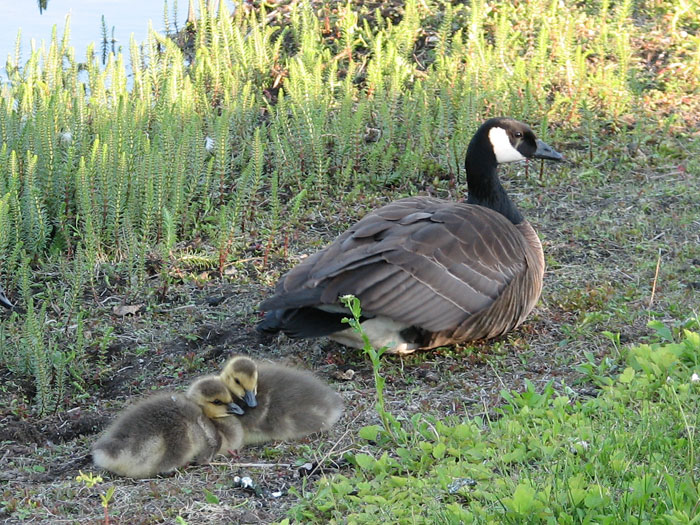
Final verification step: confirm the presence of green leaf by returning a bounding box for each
[451,423,474,442]
[683,330,700,350]
[389,476,409,487]
[354,453,376,471]
[619,367,635,383]
[100,486,115,507]
[203,489,220,505]
[510,483,537,514]
[359,425,383,441]
[432,442,446,459]
[648,320,673,342]
[584,492,607,509]
[501,446,526,463]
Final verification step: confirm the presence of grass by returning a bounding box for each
[289,309,700,523]
[0,0,698,523]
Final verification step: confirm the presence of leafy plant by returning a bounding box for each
[75,471,115,525]
[290,324,700,523]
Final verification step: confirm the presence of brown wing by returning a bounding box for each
[260,197,530,332]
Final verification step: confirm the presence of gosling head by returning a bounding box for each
[187,376,244,418]
[220,355,258,408]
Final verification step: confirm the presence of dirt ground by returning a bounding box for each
[0,291,589,525]
[1,276,591,525]
[3,140,697,524]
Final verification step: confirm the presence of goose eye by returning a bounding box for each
[514,131,523,138]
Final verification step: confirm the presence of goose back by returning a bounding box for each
[260,197,543,347]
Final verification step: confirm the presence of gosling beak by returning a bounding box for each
[533,139,563,161]
[243,390,257,408]
[0,289,13,310]
[227,402,244,415]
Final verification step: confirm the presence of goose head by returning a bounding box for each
[220,356,258,408]
[187,376,245,418]
[0,286,13,310]
[465,118,563,223]
[480,117,563,164]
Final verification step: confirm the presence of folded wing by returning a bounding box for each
[260,197,529,332]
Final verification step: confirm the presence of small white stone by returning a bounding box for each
[569,438,590,454]
[59,131,72,146]
[574,439,590,450]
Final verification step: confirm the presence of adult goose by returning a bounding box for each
[258,118,562,354]
[0,285,12,309]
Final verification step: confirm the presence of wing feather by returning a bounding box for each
[262,197,530,331]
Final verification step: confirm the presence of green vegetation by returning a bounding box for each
[2,0,697,415]
[290,301,700,523]
[0,0,698,522]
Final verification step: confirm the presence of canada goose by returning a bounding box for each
[257,118,563,354]
[0,285,13,309]
[219,355,344,445]
[92,377,243,478]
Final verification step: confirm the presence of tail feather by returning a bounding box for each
[259,288,324,311]
[257,307,354,338]
[0,287,13,309]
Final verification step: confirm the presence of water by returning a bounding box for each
[1,1,234,68]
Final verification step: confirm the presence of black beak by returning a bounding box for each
[533,139,563,161]
[227,402,244,415]
[0,289,13,310]
[243,390,257,408]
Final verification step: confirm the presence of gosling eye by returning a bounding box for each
[235,378,241,385]
[212,399,225,405]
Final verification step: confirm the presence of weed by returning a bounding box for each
[75,471,114,525]
[339,295,400,442]
[290,324,700,523]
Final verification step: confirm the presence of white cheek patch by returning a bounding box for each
[489,127,526,163]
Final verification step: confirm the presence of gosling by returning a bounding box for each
[92,377,243,478]
[187,376,245,454]
[219,355,344,445]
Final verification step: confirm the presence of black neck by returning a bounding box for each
[464,135,523,225]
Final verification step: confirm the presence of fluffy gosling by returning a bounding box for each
[219,355,344,445]
[93,377,243,478]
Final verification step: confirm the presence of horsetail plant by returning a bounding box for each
[0,0,645,413]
